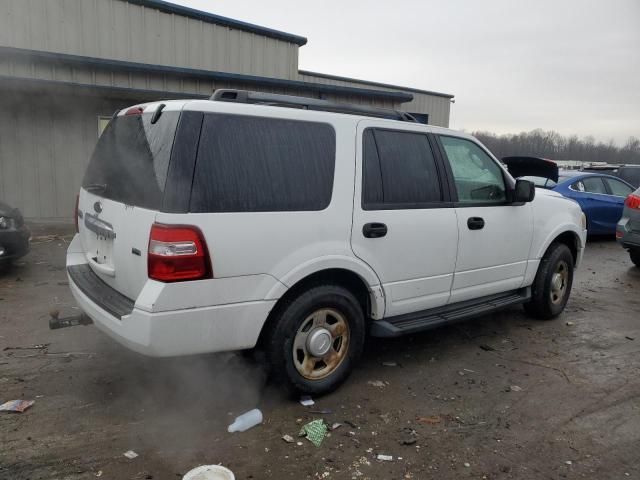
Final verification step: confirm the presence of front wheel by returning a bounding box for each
[264,284,365,395]
[524,242,574,320]
[630,248,640,268]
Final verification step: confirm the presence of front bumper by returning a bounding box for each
[0,224,30,263]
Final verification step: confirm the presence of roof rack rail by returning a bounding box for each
[210,89,418,122]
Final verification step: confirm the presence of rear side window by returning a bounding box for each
[362,129,442,209]
[190,114,335,212]
[83,111,180,210]
[579,177,607,194]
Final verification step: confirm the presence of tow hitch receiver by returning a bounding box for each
[49,312,93,330]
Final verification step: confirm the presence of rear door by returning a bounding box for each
[436,135,534,303]
[570,176,620,232]
[78,104,183,300]
[350,122,458,317]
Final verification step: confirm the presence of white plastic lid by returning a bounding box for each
[182,465,235,480]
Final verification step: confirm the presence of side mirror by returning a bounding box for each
[513,179,536,203]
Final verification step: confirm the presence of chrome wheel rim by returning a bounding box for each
[550,260,569,305]
[293,308,350,380]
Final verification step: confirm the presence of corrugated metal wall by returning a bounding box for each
[0,90,133,220]
[0,0,299,79]
[299,72,451,127]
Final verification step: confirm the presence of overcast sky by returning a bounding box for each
[178,0,639,145]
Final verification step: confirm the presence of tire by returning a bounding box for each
[524,242,574,320]
[264,284,365,395]
[630,249,640,268]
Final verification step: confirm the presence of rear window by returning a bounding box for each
[618,167,640,187]
[82,111,180,210]
[190,114,336,213]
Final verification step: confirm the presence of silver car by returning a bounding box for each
[616,186,640,267]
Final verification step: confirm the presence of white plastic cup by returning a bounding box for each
[227,408,263,433]
[183,465,235,480]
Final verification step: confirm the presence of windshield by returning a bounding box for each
[82,111,180,209]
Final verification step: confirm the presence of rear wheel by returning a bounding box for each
[630,248,640,268]
[265,284,365,395]
[524,242,574,320]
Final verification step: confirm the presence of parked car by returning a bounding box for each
[0,200,30,266]
[503,158,634,235]
[616,187,640,267]
[67,90,587,394]
[614,165,640,189]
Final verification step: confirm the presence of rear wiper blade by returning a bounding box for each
[84,183,107,193]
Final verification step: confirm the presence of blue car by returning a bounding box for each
[503,157,635,235]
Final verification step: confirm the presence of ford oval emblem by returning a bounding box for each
[93,201,103,214]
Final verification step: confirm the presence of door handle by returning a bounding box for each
[363,222,388,238]
[467,217,485,230]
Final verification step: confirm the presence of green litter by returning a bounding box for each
[299,419,328,447]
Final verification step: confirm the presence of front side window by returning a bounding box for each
[439,136,506,203]
[605,178,633,197]
[190,114,336,213]
[362,128,442,209]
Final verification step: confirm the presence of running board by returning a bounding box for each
[370,287,531,338]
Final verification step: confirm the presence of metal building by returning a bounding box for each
[0,0,454,221]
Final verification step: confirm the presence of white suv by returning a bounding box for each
[67,90,587,394]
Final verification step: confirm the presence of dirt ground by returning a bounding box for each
[1,227,639,480]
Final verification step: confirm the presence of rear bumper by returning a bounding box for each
[66,237,276,357]
[616,218,640,250]
[0,225,30,263]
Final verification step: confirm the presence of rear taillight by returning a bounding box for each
[74,194,80,233]
[148,224,212,282]
[125,106,144,115]
[625,194,640,210]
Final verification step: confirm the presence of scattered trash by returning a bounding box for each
[282,434,295,443]
[299,396,315,407]
[182,465,235,480]
[0,399,35,413]
[299,419,328,447]
[479,344,496,351]
[377,454,393,461]
[367,380,386,388]
[382,362,397,367]
[417,415,441,425]
[309,408,333,414]
[344,420,358,428]
[228,409,263,433]
[123,450,139,459]
[330,422,343,431]
[510,385,523,392]
[296,441,303,446]
[464,462,471,468]
[625,336,635,341]
[95,471,103,477]
[399,437,417,446]
[565,460,572,465]
[3,344,49,351]
[49,313,93,330]
[566,321,574,326]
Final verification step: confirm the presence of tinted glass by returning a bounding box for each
[362,129,441,207]
[618,167,640,187]
[190,114,335,212]
[581,177,607,194]
[521,176,556,188]
[440,136,506,203]
[605,178,634,197]
[83,112,180,209]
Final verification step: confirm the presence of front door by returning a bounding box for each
[436,135,534,303]
[350,122,458,318]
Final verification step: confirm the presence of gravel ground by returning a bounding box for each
[1,228,639,480]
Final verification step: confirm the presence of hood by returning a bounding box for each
[502,156,559,183]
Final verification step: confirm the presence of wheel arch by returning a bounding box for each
[539,228,582,266]
[258,265,383,348]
